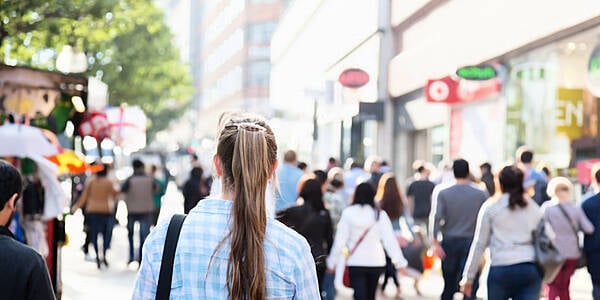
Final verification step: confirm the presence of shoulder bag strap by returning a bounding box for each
[557,204,579,237]
[156,214,187,300]
[348,210,380,257]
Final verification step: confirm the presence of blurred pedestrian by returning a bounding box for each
[133,114,320,299]
[583,168,600,300]
[479,162,495,196]
[326,182,407,300]
[72,164,119,269]
[0,160,56,299]
[462,165,543,300]
[326,157,338,172]
[407,163,435,234]
[298,161,308,173]
[122,159,156,265]
[375,173,407,298]
[430,159,488,300]
[277,178,333,297]
[517,147,549,205]
[541,177,594,300]
[150,165,166,226]
[182,166,209,214]
[324,177,345,233]
[328,167,348,205]
[275,150,303,213]
[343,160,368,200]
[365,155,383,189]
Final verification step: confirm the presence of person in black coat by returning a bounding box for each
[182,167,209,214]
[0,160,55,300]
[277,178,333,295]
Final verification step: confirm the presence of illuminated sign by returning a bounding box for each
[587,43,600,97]
[456,65,497,80]
[338,68,369,88]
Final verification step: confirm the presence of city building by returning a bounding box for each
[388,0,600,179]
[193,0,287,139]
[270,0,387,167]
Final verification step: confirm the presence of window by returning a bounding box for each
[246,61,271,86]
[247,22,277,43]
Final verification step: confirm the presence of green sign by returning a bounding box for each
[456,65,497,80]
[588,43,600,96]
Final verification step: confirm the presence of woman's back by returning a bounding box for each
[81,176,118,214]
[542,200,594,259]
[135,198,318,299]
[482,195,541,265]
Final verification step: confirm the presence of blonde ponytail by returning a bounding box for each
[212,116,277,300]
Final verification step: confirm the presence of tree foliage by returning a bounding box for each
[0,0,192,140]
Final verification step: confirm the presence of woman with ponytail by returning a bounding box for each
[461,165,543,300]
[133,114,319,299]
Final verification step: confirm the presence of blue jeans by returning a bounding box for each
[321,272,335,300]
[127,213,152,262]
[487,262,542,300]
[441,237,479,300]
[348,266,385,300]
[87,213,114,258]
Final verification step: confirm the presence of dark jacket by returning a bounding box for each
[582,193,600,283]
[276,204,333,267]
[182,177,208,214]
[0,226,55,300]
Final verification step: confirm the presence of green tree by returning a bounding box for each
[0,0,192,140]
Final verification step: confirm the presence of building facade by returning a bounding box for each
[193,0,286,139]
[388,0,600,180]
[270,0,384,167]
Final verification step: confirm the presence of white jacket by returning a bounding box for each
[326,205,408,269]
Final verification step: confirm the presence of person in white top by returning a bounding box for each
[326,182,407,300]
[461,165,543,300]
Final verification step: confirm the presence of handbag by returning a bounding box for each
[155,214,187,300]
[343,218,378,288]
[557,204,587,269]
[532,218,564,283]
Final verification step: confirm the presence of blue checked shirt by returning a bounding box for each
[132,198,320,299]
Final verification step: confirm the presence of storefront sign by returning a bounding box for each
[456,65,497,80]
[426,76,501,104]
[555,88,583,139]
[587,43,600,97]
[338,68,369,88]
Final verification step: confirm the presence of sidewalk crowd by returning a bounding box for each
[0,112,599,300]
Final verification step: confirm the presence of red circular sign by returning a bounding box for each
[338,68,370,88]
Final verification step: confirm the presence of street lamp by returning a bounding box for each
[56,45,88,73]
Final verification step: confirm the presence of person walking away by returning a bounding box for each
[276,179,333,297]
[275,150,303,213]
[376,173,413,298]
[462,165,543,300]
[0,160,56,300]
[344,161,369,200]
[517,147,549,205]
[182,166,209,214]
[582,168,600,300]
[133,114,320,299]
[540,177,594,300]
[326,182,408,300]
[122,159,156,265]
[365,155,383,189]
[150,165,166,226]
[430,159,488,300]
[479,162,495,196]
[407,164,435,234]
[72,164,119,269]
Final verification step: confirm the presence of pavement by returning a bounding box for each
[60,182,595,300]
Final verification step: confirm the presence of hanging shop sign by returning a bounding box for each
[338,68,370,88]
[587,43,600,97]
[456,65,497,80]
[425,76,501,104]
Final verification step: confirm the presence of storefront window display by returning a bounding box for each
[505,28,600,169]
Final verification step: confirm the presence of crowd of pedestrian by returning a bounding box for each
[2,111,600,299]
